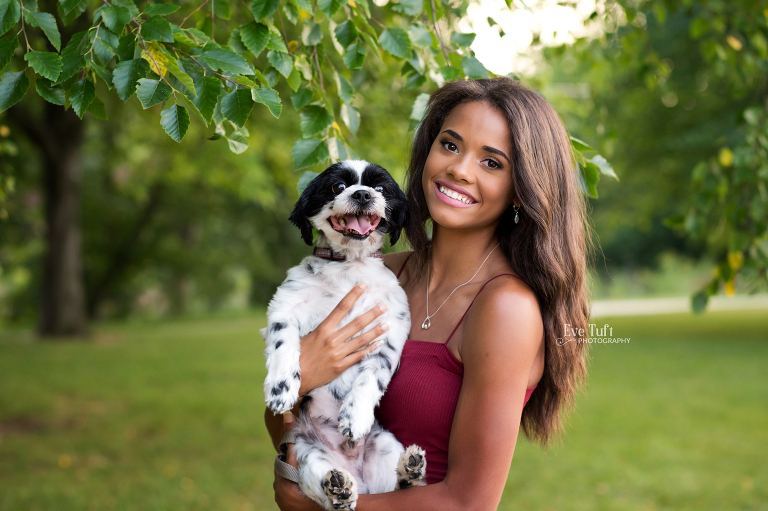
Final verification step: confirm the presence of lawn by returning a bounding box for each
[0,309,766,511]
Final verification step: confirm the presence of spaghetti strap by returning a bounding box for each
[396,252,414,279]
[444,273,527,344]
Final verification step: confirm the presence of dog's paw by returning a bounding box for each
[264,377,300,414]
[337,406,374,441]
[323,468,358,510]
[396,445,427,489]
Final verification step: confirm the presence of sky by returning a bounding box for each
[459,0,605,75]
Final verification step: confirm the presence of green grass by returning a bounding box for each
[0,310,766,511]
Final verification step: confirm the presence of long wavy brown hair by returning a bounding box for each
[404,78,593,446]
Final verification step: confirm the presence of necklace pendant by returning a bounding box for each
[421,317,431,330]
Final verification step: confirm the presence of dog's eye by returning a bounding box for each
[332,183,346,194]
[375,186,384,193]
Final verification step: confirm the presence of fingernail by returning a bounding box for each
[283,411,294,424]
[381,322,390,332]
[378,303,388,313]
[359,280,370,290]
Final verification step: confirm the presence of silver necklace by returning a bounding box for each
[422,243,501,330]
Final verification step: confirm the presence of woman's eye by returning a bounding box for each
[441,140,458,152]
[485,159,502,169]
[332,183,346,194]
[374,186,384,193]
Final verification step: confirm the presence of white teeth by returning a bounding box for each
[439,185,473,204]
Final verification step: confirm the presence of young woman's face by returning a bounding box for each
[422,101,515,232]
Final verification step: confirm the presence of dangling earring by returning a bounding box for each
[513,204,520,224]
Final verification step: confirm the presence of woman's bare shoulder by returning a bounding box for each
[382,250,413,274]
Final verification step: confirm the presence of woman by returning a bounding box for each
[266,77,591,510]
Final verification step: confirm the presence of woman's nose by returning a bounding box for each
[447,155,473,182]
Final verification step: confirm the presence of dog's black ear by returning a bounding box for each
[387,188,410,246]
[289,175,323,246]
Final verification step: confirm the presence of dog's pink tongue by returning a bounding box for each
[345,215,372,235]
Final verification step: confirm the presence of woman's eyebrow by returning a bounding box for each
[441,129,510,163]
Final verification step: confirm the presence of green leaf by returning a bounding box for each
[160,104,190,142]
[410,92,429,121]
[334,20,357,48]
[300,105,333,137]
[164,57,195,96]
[408,23,432,49]
[589,154,618,180]
[317,0,346,17]
[24,51,62,81]
[569,136,594,152]
[221,88,254,127]
[0,34,19,71]
[450,31,475,47]
[100,5,131,32]
[266,29,287,53]
[691,290,709,314]
[140,16,174,43]
[70,78,95,118]
[290,87,312,110]
[87,96,107,119]
[142,3,180,16]
[252,86,281,118]
[239,21,269,57]
[392,0,422,16]
[0,0,21,38]
[581,161,600,198]
[286,67,300,91]
[62,30,89,56]
[25,11,61,51]
[335,72,352,104]
[91,61,112,87]
[302,21,322,46]
[35,79,65,105]
[297,170,320,194]
[112,58,150,101]
[200,49,255,75]
[343,41,366,70]
[341,103,359,134]
[136,78,172,108]
[58,0,86,25]
[0,69,28,112]
[461,55,488,78]
[55,54,85,84]
[215,0,232,20]
[266,50,291,78]
[380,28,411,59]
[292,138,329,169]
[251,0,279,21]
[226,126,249,154]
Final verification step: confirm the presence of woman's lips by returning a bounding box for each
[434,182,478,208]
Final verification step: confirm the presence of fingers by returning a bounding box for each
[325,281,369,326]
[348,339,384,366]
[337,302,388,340]
[349,321,389,353]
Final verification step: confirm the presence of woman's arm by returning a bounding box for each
[274,276,543,511]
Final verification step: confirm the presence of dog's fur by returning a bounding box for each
[261,160,426,510]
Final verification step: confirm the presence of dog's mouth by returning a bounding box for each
[329,213,381,239]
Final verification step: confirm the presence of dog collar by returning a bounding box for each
[313,247,383,261]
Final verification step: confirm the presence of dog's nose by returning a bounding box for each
[351,190,372,205]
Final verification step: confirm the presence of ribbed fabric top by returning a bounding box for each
[376,254,538,484]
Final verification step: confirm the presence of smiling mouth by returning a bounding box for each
[329,213,381,238]
[437,184,476,204]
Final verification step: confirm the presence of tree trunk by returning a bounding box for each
[9,103,88,337]
[39,104,87,337]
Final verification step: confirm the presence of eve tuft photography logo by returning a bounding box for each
[557,323,631,346]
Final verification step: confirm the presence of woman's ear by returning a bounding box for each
[289,177,323,246]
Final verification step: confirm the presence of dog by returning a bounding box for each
[261,160,426,510]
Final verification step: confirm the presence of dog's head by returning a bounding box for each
[289,160,409,257]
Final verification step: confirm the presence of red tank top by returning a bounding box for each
[376,254,538,485]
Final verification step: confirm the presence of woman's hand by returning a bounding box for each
[274,413,323,511]
[297,282,390,397]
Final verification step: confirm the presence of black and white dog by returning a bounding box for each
[261,160,426,510]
